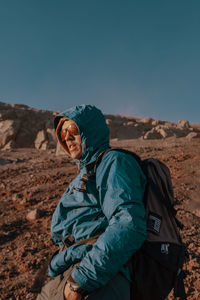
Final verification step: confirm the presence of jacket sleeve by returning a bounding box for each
[71,151,147,291]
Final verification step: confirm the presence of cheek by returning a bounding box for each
[76,136,82,149]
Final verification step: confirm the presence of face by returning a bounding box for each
[60,120,82,159]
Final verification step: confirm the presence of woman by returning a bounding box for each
[37,104,146,300]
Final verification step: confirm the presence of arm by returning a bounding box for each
[71,151,147,291]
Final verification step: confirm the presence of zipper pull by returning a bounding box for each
[161,243,169,254]
[68,186,74,195]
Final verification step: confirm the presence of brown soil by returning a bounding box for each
[0,137,200,299]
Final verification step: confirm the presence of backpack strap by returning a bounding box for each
[94,149,111,173]
[94,148,142,173]
[94,149,184,231]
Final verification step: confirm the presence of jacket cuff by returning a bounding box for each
[71,267,96,292]
[67,274,89,297]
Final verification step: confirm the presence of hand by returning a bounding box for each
[64,282,82,300]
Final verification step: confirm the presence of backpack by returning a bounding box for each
[94,148,187,300]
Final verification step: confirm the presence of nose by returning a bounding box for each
[65,131,74,141]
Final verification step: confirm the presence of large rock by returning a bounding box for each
[26,208,45,221]
[152,120,161,126]
[186,132,200,139]
[0,119,20,149]
[139,117,153,124]
[0,102,57,150]
[34,130,47,150]
[154,125,175,138]
[177,120,190,129]
[143,128,163,140]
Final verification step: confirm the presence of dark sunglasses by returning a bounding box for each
[60,123,80,142]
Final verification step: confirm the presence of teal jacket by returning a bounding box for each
[49,105,147,291]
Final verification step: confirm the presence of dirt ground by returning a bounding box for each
[0,137,200,299]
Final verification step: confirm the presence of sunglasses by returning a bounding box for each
[60,123,80,142]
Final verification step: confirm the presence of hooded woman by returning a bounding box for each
[37,105,146,300]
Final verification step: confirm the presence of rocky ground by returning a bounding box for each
[0,137,200,299]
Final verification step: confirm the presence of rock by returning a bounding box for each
[186,132,200,139]
[12,193,27,209]
[34,130,46,149]
[12,193,23,202]
[0,182,6,189]
[105,119,112,125]
[25,232,31,238]
[152,120,161,126]
[26,208,45,221]
[123,121,135,126]
[157,128,168,138]
[177,120,190,129]
[0,119,20,148]
[126,121,135,126]
[2,140,15,150]
[35,128,56,150]
[0,102,56,150]
[155,125,175,138]
[143,128,163,139]
[139,117,153,124]
[164,121,175,127]
[174,128,190,138]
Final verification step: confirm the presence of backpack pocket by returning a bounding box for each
[131,242,185,300]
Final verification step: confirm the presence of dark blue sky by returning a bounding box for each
[0,0,200,122]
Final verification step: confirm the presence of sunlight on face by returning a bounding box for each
[60,120,82,159]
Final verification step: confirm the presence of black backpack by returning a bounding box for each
[95,148,187,300]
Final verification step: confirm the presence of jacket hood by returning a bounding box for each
[54,105,110,168]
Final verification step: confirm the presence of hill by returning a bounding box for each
[0,101,200,151]
[0,102,199,299]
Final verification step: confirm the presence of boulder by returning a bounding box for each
[2,140,14,150]
[186,132,200,139]
[177,120,190,129]
[139,117,153,124]
[105,119,112,125]
[155,125,175,138]
[0,119,20,148]
[34,130,46,149]
[143,128,163,140]
[157,128,168,138]
[174,128,190,138]
[126,121,135,126]
[26,208,45,221]
[152,120,160,126]
[0,102,56,149]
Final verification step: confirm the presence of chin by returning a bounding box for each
[70,152,82,159]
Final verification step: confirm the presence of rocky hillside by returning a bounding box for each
[0,102,200,151]
[0,102,57,150]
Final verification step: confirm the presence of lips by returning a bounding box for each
[68,144,77,151]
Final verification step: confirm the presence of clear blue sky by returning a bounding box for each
[0,0,200,122]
